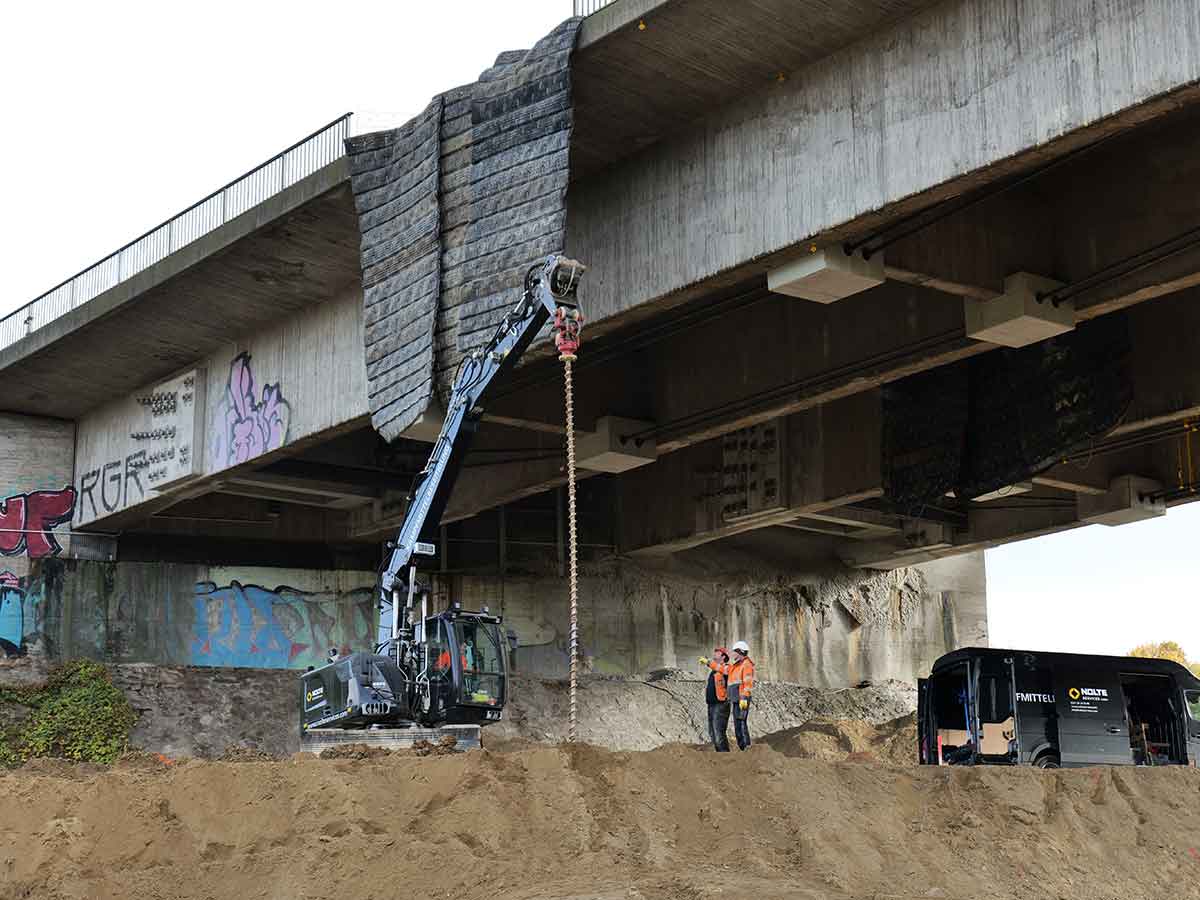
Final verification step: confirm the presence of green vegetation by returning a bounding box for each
[1128,641,1200,678]
[0,660,136,767]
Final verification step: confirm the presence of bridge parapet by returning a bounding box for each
[1,114,352,355]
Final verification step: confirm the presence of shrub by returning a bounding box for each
[0,660,136,767]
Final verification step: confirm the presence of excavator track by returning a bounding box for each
[300,724,482,754]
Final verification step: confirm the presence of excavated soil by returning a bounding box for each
[762,713,919,765]
[492,673,916,751]
[3,744,1200,900]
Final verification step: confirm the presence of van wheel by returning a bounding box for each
[1035,754,1060,769]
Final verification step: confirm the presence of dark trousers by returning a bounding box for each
[707,701,731,752]
[729,684,751,750]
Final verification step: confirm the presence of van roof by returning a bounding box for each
[929,646,1200,686]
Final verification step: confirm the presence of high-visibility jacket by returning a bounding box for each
[727,656,755,698]
[705,661,729,703]
[434,650,468,671]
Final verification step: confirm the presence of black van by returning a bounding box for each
[918,647,1200,768]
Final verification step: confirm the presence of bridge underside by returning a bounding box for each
[77,92,1200,580]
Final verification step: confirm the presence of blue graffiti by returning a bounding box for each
[0,586,23,655]
[191,581,305,668]
[191,581,374,669]
[0,571,41,657]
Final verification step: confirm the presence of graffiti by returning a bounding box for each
[76,454,145,521]
[0,570,44,657]
[0,487,76,558]
[191,581,374,669]
[213,353,291,467]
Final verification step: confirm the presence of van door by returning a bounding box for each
[918,678,943,764]
[1013,653,1057,764]
[918,678,932,764]
[1054,667,1133,767]
[1185,688,1200,765]
[974,656,1017,762]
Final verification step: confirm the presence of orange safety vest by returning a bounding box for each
[434,650,468,671]
[727,656,755,698]
[706,660,729,702]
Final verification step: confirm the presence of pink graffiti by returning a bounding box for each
[222,353,291,465]
[0,488,77,558]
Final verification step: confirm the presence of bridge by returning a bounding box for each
[2,0,1195,683]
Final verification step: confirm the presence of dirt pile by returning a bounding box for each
[495,673,915,750]
[61,666,915,758]
[762,712,918,765]
[4,744,1200,900]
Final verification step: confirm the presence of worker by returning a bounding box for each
[433,646,468,673]
[698,647,731,752]
[726,640,755,750]
[463,637,477,693]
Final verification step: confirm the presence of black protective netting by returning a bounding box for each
[883,314,1132,510]
[881,362,969,512]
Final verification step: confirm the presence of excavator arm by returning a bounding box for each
[300,255,584,741]
[379,254,585,604]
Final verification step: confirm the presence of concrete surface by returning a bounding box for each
[567,0,1200,332]
[571,0,942,178]
[71,282,369,527]
[2,549,984,696]
[0,163,358,419]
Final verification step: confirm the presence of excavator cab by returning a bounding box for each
[423,608,508,725]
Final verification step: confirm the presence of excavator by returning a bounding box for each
[300,255,584,748]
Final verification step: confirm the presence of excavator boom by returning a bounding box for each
[300,255,584,742]
[380,255,585,598]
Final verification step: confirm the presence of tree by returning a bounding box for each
[1128,641,1200,676]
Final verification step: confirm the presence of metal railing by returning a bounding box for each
[1,112,353,353]
[574,0,618,15]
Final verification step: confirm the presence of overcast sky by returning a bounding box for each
[4,0,1197,666]
[1,0,563,306]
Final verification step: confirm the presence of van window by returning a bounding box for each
[1186,690,1200,721]
[978,674,1014,724]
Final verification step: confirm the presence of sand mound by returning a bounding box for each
[762,712,918,765]
[493,674,915,751]
[3,743,1199,900]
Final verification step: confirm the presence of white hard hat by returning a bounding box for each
[731,640,749,654]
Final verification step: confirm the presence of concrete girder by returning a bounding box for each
[1077,475,1165,526]
[879,104,1200,323]
[790,507,902,539]
[346,453,585,541]
[213,482,360,510]
[219,473,378,509]
[486,274,1200,535]
[345,419,588,539]
[612,285,1200,562]
[485,279,983,466]
[837,522,957,570]
[620,393,886,556]
[1031,469,1109,497]
[642,282,985,454]
[566,0,1200,354]
[950,500,1083,558]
